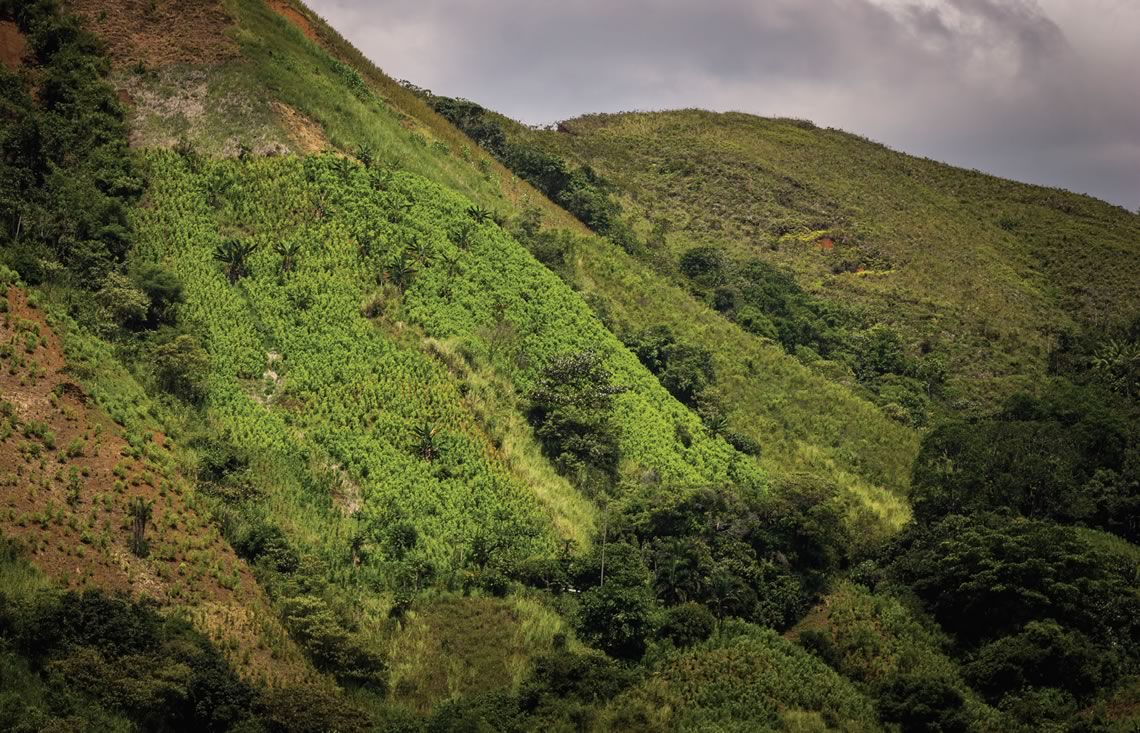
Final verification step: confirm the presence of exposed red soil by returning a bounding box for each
[66,0,239,67]
[0,289,309,683]
[0,20,28,70]
[817,236,835,252]
[268,0,319,43]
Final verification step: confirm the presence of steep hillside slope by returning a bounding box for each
[515,110,1140,412]
[5,0,1136,730]
[59,0,918,524]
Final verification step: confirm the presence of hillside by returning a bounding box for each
[0,0,1138,731]
[512,110,1140,414]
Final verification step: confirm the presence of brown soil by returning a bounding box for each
[0,289,309,684]
[271,100,329,153]
[0,20,28,70]
[66,0,239,67]
[268,0,319,43]
[817,236,835,252]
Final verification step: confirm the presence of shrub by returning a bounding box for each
[152,334,210,403]
[679,246,727,286]
[527,348,627,489]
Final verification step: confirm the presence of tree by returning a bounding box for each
[575,543,657,659]
[412,421,439,462]
[384,251,417,292]
[466,205,493,224]
[527,349,627,489]
[626,325,715,406]
[273,240,301,275]
[679,246,727,286]
[130,263,183,327]
[152,334,210,403]
[213,239,257,284]
[128,496,153,557]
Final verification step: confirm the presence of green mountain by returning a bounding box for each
[0,1,1137,731]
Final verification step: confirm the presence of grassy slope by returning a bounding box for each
[40,0,956,709]
[520,110,1140,413]
[0,287,315,685]
[69,0,920,531]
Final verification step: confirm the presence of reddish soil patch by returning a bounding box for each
[0,289,307,682]
[268,0,319,43]
[66,0,239,67]
[0,20,28,70]
[816,236,835,252]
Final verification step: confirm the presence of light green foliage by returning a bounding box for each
[131,151,760,575]
[601,622,882,732]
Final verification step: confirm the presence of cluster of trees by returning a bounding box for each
[0,0,210,404]
[527,348,627,493]
[680,245,943,425]
[0,539,376,733]
[416,93,638,251]
[812,327,1140,730]
[0,0,141,287]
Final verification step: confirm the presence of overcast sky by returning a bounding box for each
[305,0,1139,209]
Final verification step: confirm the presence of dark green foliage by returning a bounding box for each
[963,621,1117,704]
[130,263,183,328]
[424,94,635,248]
[572,542,658,660]
[586,478,855,637]
[280,595,388,690]
[877,670,972,733]
[518,649,636,728]
[152,333,211,403]
[213,238,258,284]
[0,542,257,732]
[911,380,1138,535]
[625,325,715,406]
[527,348,627,489]
[428,97,508,157]
[658,602,716,648]
[679,246,727,286]
[887,512,1140,651]
[0,0,141,287]
[426,691,524,733]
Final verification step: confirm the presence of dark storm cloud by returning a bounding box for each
[306,0,1139,208]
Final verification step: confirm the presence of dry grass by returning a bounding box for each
[66,0,238,67]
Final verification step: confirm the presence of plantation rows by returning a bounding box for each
[131,152,762,575]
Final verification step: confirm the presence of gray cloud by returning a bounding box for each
[307,0,1139,208]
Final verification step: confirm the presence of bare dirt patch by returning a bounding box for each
[66,0,239,67]
[271,100,329,153]
[268,0,320,43]
[0,289,308,683]
[0,20,28,70]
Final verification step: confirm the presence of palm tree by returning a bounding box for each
[355,143,374,168]
[408,234,433,266]
[442,254,461,279]
[384,251,417,292]
[273,240,301,275]
[333,155,356,180]
[128,496,154,557]
[451,221,475,250]
[466,205,493,224]
[214,239,257,284]
[412,421,439,462]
